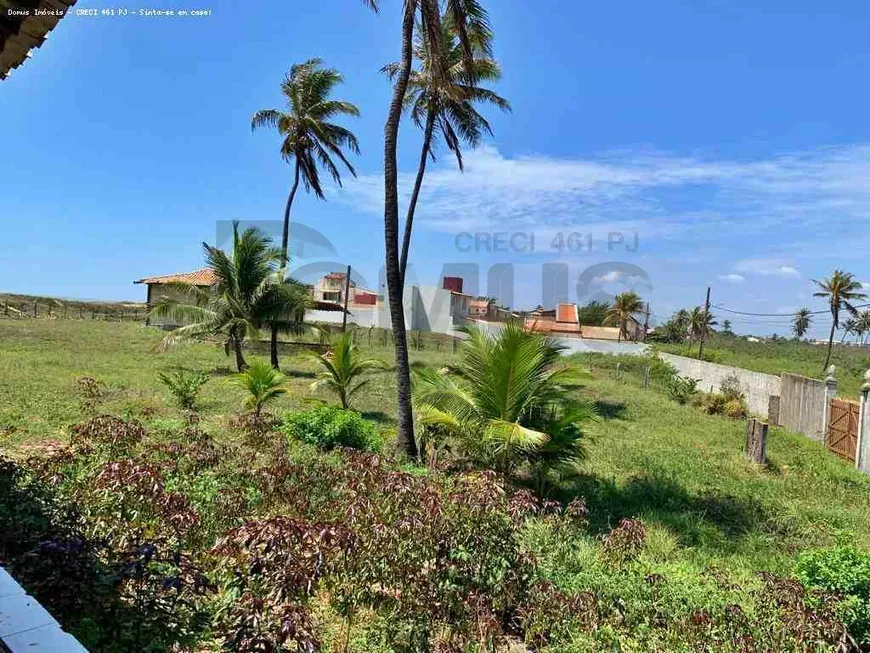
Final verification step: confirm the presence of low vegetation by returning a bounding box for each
[657,334,870,398]
[2,319,870,650]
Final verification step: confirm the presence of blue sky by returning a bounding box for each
[3,0,870,336]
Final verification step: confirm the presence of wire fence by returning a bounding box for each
[0,297,147,322]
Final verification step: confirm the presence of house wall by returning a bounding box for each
[146,284,202,327]
[411,286,456,334]
[306,285,458,335]
[659,353,782,416]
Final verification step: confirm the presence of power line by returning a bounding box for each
[711,302,870,317]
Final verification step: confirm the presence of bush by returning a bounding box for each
[692,393,747,420]
[796,546,870,646]
[157,369,209,410]
[723,398,748,420]
[719,373,745,402]
[280,405,383,452]
[667,374,699,404]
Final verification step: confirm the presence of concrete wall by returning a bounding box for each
[778,373,828,441]
[659,353,781,416]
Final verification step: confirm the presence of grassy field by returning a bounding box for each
[656,334,870,398]
[0,319,454,447]
[2,317,869,580]
[3,319,870,649]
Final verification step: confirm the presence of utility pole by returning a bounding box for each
[643,302,650,342]
[342,264,352,332]
[698,286,711,360]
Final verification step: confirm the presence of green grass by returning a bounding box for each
[575,376,870,576]
[2,317,869,583]
[655,334,870,398]
[0,319,453,447]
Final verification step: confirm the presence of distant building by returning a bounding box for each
[312,272,378,307]
[135,268,344,328]
[307,274,513,335]
[524,302,646,341]
[134,268,217,327]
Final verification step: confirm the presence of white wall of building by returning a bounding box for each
[305,285,460,335]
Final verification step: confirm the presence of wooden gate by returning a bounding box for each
[826,398,859,462]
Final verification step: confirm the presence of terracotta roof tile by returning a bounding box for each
[134,268,217,286]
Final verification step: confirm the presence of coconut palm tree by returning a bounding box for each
[231,359,288,416]
[856,310,870,346]
[363,0,493,460]
[149,222,289,371]
[309,332,388,409]
[604,292,644,341]
[792,308,812,340]
[252,58,360,367]
[813,270,867,372]
[841,318,857,344]
[721,319,733,336]
[384,15,510,283]
[688,306,717,342]
[413,322,595,483]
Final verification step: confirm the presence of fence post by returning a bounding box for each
[643,366,650,389]
[615,363,621,380]
[822,365,838,442]
[744,418,768,464]
[857,370,870,473]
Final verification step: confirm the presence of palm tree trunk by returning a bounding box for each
[383,0,419,460]
[270,325,281,369]
[399,108,436,285]
[280,161,301,266]
[271,161,302,369]
[823,319,836,373]
[233,332,247,372]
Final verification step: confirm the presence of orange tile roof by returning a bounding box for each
[134,268,217,286]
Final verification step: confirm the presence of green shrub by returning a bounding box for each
[157,369,209,410]
[722,398,747,420]
[280,405,382,452]
[692,393,747,420]
[666,374,699,404]
[796,546,870,645]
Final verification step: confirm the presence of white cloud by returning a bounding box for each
[599,270,622,283]
[340,143,870,251]
[718,273,746,283]
[734,259,801,279]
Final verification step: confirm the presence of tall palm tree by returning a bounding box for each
[413,322,595,485]
[363,0,493,459]
[688,306,717,342]
[792,308,812,340]
[150,222,292,371]
[252,58,360,368]
[813,270,867,372]
[384,15,510,283]
[603,292,644,342]
[721,319,733,335]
